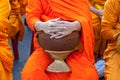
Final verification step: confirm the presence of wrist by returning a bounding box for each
[90,6,99,15]
[74,21,81,31]
[34,21,44,31]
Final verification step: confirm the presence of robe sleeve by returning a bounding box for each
[26,0,42,31]
[101,0,120,40]
[8,0,25,41]
[0,0,14,73]
[94,0,106,5]
[0,0,10,32]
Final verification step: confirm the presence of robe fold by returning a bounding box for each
[101,0,120,79]
[89,0,107,58]
[8,0,25,41]
[21,0,98,80]
[19,0,27,15]
[0,0,14,80]
[89,0,106,6]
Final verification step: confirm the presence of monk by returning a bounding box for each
[0,0,14,80]
[101,0,120,80]
[21,0,99,80]
[89,0,107,60]
[89,0,107,79]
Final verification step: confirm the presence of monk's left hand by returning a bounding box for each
[50,20,81,39]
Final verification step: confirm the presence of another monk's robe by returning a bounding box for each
[0,0,14,80]
[89,0,107,60]
[8,0,25,41]
[19,0,27,15]
[101,0,120,79]
[21,0,98,80]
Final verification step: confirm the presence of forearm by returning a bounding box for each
[26,0,42,31]
[90,6,99,15]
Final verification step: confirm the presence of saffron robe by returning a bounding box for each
[0,0,14,80]
[19,0,27,15]
[101,0,120,79]
[89,0,107,59]
[21,0,98,80]
[8,0,25,41]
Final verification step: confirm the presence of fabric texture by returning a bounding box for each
[0,0,14,80]
[8,0,25,41]
[21,0,99,80]
[19,0,27,15]
[101,0,120,80]
[89,0,107,59]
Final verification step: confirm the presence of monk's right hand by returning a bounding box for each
[34,18,63,35]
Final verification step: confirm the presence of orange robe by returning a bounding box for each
[0,0,14,80]
[89,0,107,59]
[19,0,27,15]
[8,0,25,41]
[21,0,98,80]
[101,0,120,79]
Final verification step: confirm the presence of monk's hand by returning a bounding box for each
[34,18,63,35]
[96,10,103,19]
[113,32,120,52]
[50,20,81,39]
[90,6,103,19]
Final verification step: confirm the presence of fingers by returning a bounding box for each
[53,34,66,39]
[48,27,66,32]
[50,32,69,39]
[48,21,67,27]
[46,32,55,36]
[50,18,61,22]
[50,32,65,39]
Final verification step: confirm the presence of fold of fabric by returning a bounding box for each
[8,0,25,41]
[0,0,14,80]
[0,31,14,80]
[89,0,107,57]
[19,0,27,15]
[22,0,99,80]
[101,0,120,79]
